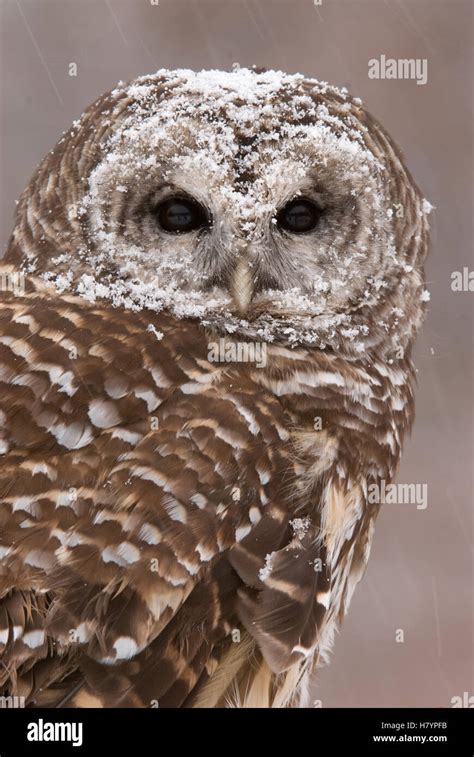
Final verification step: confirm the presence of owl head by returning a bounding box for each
[7,67,431,357]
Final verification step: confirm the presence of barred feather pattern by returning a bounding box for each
[0,272,415,706]
[0,68,428,707]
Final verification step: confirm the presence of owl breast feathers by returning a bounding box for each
[0,68,429,707]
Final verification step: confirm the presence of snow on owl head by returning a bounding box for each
[8,67,431,357]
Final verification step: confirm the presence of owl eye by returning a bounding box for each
[155,197,209,233]
[276,198,322,233]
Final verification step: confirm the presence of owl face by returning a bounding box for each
[16,68,430,354]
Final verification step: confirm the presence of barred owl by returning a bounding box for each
[0,68,430,708]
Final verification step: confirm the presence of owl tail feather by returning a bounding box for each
[190,631,311,709]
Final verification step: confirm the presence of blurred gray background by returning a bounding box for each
[0,0,472,707]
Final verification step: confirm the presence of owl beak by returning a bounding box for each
[229,256,254,317]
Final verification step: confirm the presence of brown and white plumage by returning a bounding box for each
[0,68,430,707]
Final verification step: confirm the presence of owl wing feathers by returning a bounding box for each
[0,275,332,706]
[234,528,330,674]
[229,510,330,674]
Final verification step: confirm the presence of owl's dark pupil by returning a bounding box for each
[277,198,321,233]
[156,197,207,233]
[286,204,312,229]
